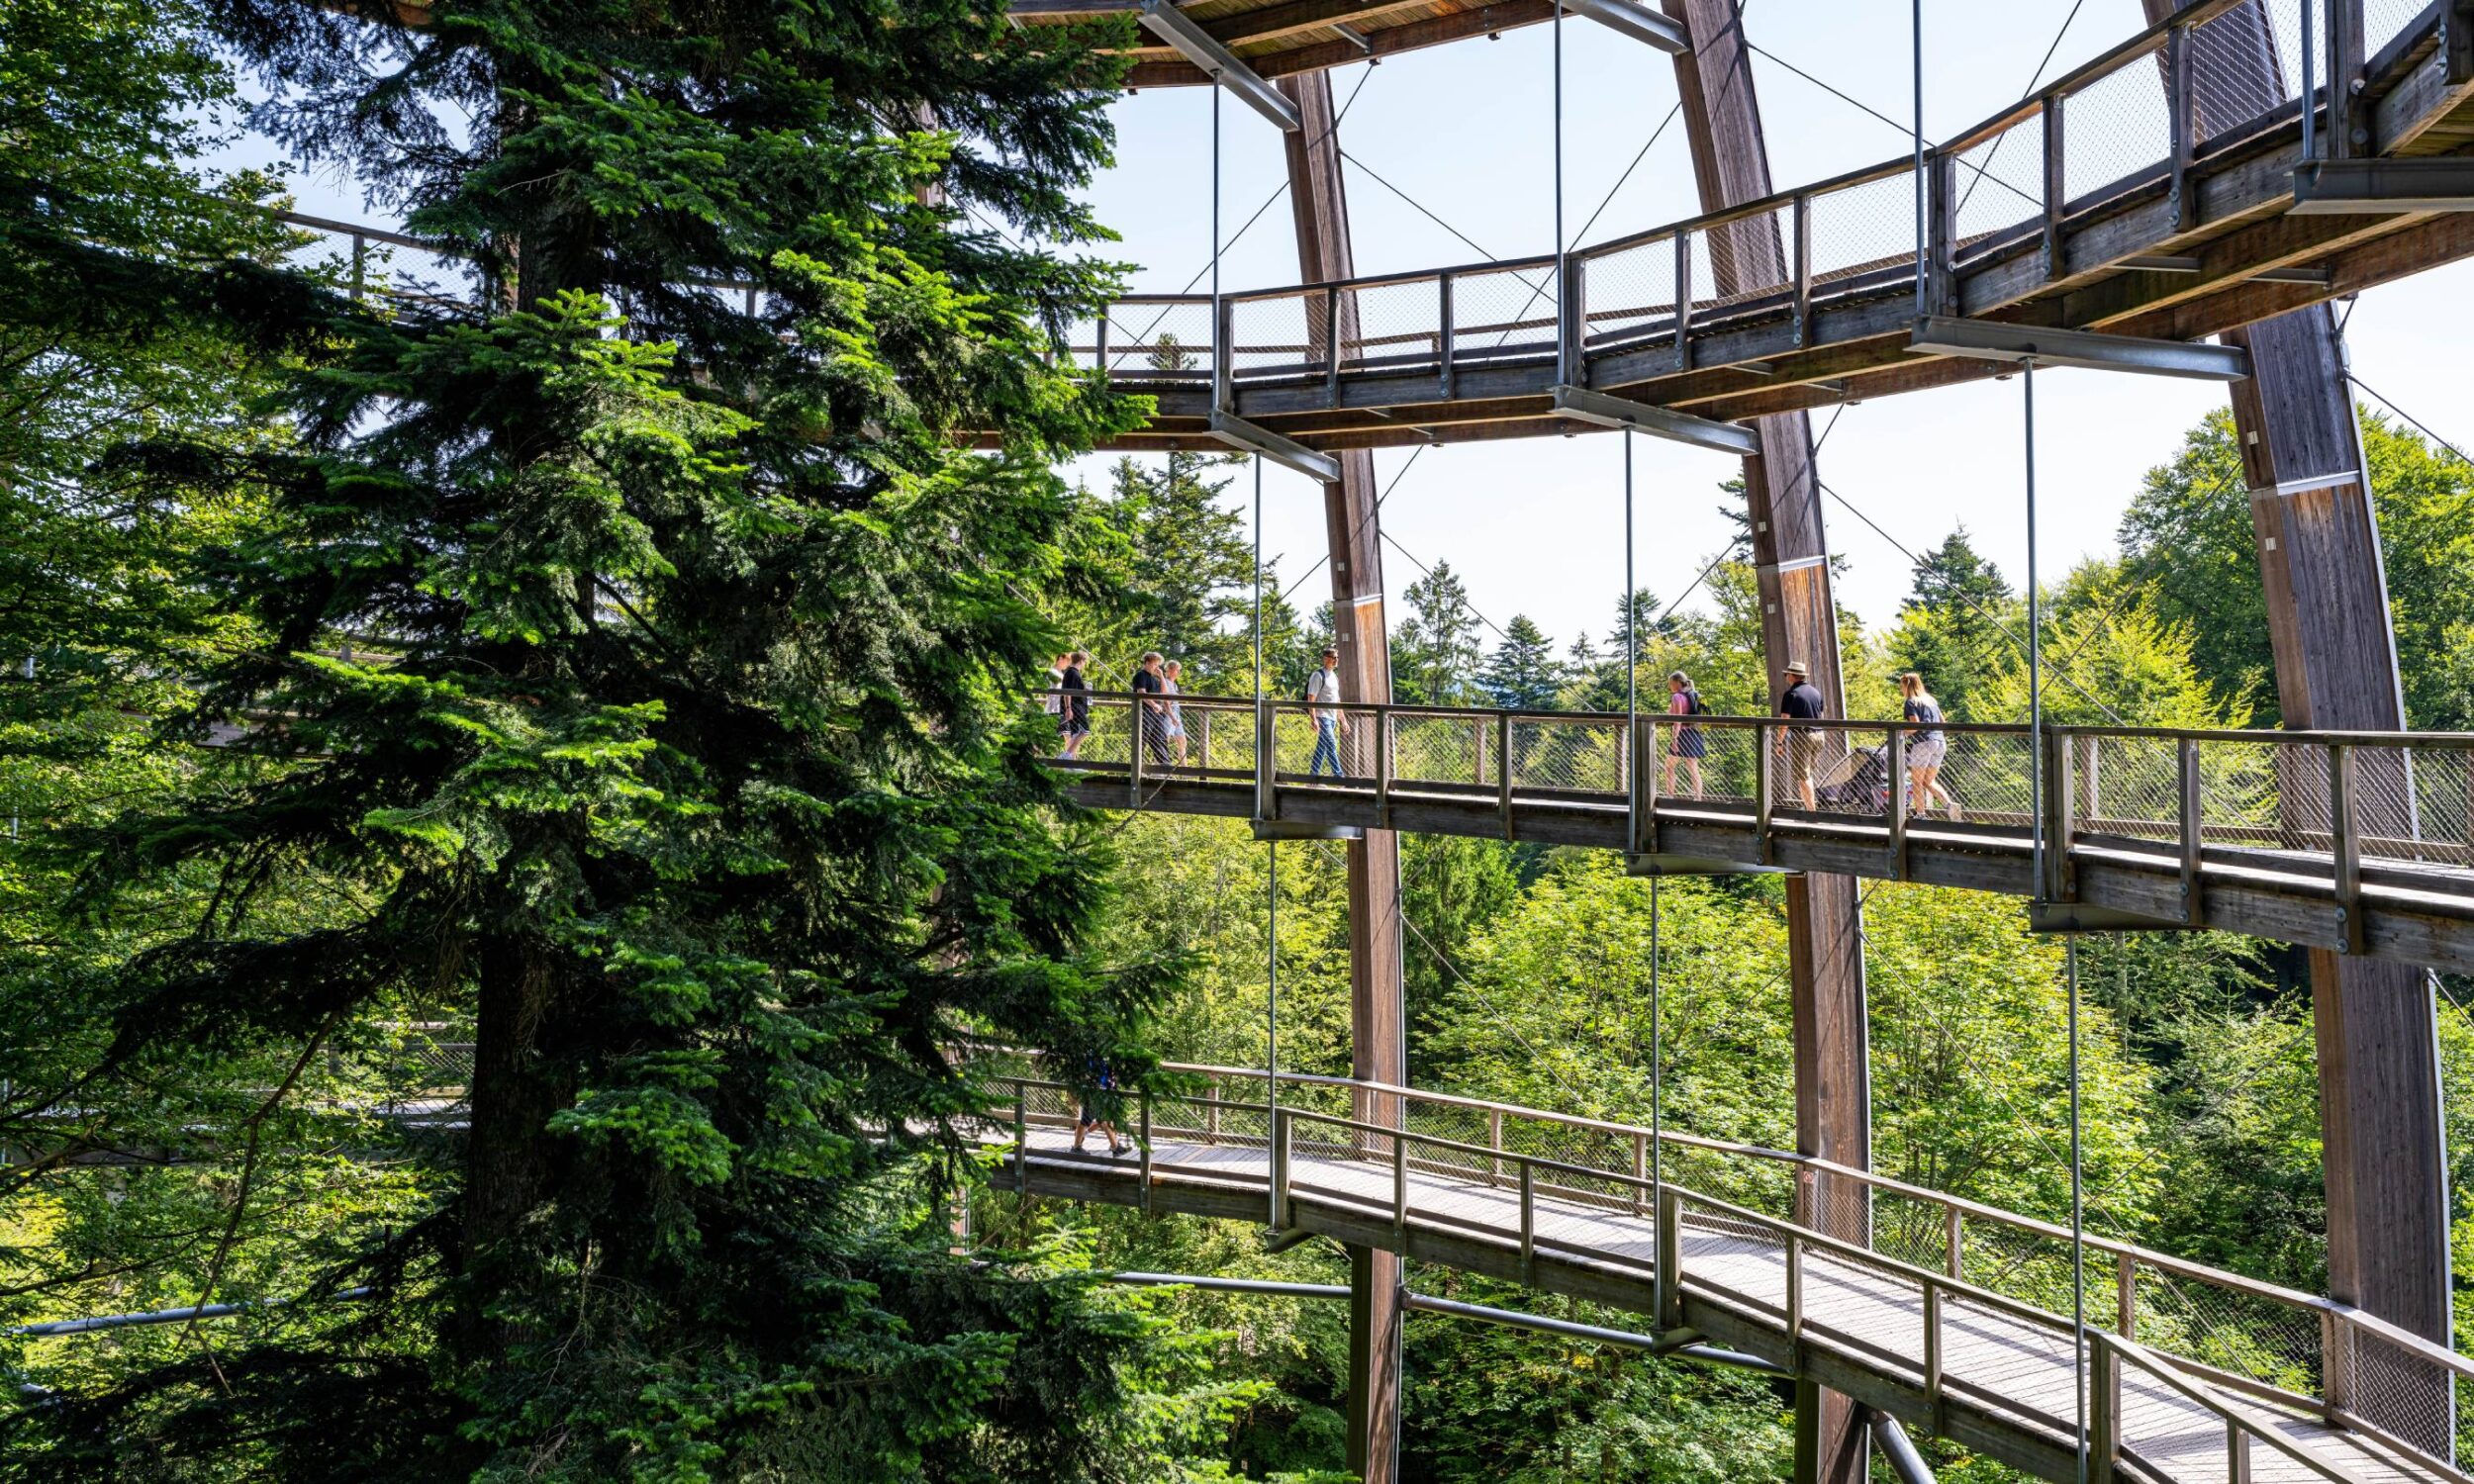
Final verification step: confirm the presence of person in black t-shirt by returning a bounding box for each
[1057,650,1091,760]
[1775,660,1824,811]
[1130,651,1172,766]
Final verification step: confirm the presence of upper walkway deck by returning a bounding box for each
[1051,691,2474,974]
[973,1056,2474,1484]
[1050,0,2474,452]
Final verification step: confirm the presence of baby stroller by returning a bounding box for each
[1814,743,1892,813]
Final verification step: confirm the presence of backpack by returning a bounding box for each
[1682,688,1704,717]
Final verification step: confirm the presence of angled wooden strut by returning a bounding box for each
[1662,2,1871,1480]
[1277,66,1407,1484]
[2139,0,2451,1459]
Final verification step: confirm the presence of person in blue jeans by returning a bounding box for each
[1305,646,1348,779]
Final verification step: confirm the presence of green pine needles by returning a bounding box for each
[3,1,1233,1478]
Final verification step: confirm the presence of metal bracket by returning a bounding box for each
[1136,1,1302,132]
[1561,0,1690,53]
[1549,384,1760,456]
[1908,316,2251,381]
[2290,158,2474,215]
[1206,410,1340,482]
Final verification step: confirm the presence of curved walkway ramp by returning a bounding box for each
[1053,693,2474,975]
[1060,0,2474,452]
[974,1062,2472,1484]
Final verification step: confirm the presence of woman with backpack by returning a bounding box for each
[1663,671,1707,799]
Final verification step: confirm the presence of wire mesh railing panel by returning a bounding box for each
[1934,729,2036,826]
[1871,1191,1957,1276]
[1955,1213,2083,1320]
[1388,713,1489,790]
[1950,120,2046,259]
[1808,170,1920,293]
[2197,739,2326,850]
[1450,262,1561,360]
[2364,0,2427,53]
[1072,696,1136,769]
[1230,292,1316,381]
[1674,1193,1792,1313]
[1179,702,1261,777]
[2342,1324,2459,1463]
[1099,300,1216,382]
[2403,747,2474,868]
[2130,1263,2322,1397]
[1270,703,1378,783]
[2188,0,2306,144]
[1694,207,1793,311]
[2060,47,2175,206]
[1342,278,1444,376]
[1508,715,1626,795]
[1657,720,1759,807]
[1799,729,1894,823]
[2081,734,2182,842]
[1577,235,1677,348]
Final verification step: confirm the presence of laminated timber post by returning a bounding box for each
[1277,68,1407,1484]
[2142,0,2452,1457]
[1662,4,1871,1481]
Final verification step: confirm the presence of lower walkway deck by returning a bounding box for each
[977,1068,2470,1484]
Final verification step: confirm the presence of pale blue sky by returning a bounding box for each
[223,1,2472,653]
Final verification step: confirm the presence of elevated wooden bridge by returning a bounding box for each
[1031,0,2474,454]
[1051,691,2474,974]
[970,1058,2474,1484]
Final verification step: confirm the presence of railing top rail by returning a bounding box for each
[1578,153,1916,262]
[2094,1332,2376,1484]
[1937,0,2256,155]
[1032,691,2474,749]
[1220,253,1562,305]
[1093,293,1217,308]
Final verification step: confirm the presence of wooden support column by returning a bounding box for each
[1279,69,1406,1484]
[2142,0,2450,1459]
[1664,5,1869,1480]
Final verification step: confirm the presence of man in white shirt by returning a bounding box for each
[1305,645,1347,779]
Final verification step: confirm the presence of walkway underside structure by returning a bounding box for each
[972,1059,2474,1484]
[1064,695,2474,975]
[1025,0,2474,453]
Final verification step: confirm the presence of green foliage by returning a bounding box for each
[1884,526,2017,723]
[1479,615,1565,713]
[1062,453,1257,692]
[1390,561,1484,707]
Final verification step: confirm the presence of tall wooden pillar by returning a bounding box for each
[1664,5,1871,1479]
[2143,0,2449,1456]
[1278,69,1407,1484]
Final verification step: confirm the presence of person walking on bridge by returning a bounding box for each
[1057,650,1091,761]
[1899,671,1959,820]
[1131,651,1172,767]
[1663,670,1707,799]
[1306,646,1348,780]
[1775,660,1824,812]
[1161,659,1189,767]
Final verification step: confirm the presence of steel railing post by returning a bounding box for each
[1256,702,1278,823]
[1888,724,1910,881]
[1438,272,1457,400]
[1673,232,1693,362]
[1924,1280,1946,1429]
[1198,707,1212,770]
[1792,193,1814,346]
[1631,1131,1649,1218]
[1271,1106,1290,1231]
[1558,251,1584,386]
[1929,151,1958,316]
[2322,1309,2351,1421]
[1392,1127,1407,1239]
[1785,1231,1804,1357]
[1203,1076,1220,1145]
[2229,1420,2253,1484]
[2046,727,2076,902]
[1139,1089,1153,1216]
[2179,736,2206,926]
[1488,1108,1505,1187]
[1129,696,1146,808]
[1324,285,1342,407]
[2116,1252,2138,1339]
[1015,1083,1029,1198]
[1214,296,1235,413]
[1096,314,1110,379]
[1637,714,1661,856]
[1946,1205,1964,1280]
[2167,23,2196,230]
[2331,741,2364,954]
[2042,92,2067,282]
[1376,710,1393,829]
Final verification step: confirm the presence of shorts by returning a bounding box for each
[1675,726,1707,760]
[1060,714,1089,739]
[1785,731,1821,782]
[1906,735,1947,769]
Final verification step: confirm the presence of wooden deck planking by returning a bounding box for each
[997,1122,2448,1484]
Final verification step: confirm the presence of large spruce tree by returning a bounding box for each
[8,1,1218,1477]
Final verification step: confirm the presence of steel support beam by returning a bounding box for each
[1907,316,2252,380]
[1549,384,1760,455]
[1278,67,1406,1484]
[1664,2,1870,1478]
[1562,0,1690,53]
[2290,157,2474,213]
[1137,0,1303,132]
[1206,410,1341,482]
[2146,0,2453,1462]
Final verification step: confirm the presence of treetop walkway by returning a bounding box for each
[1049,690,2474,974]
[1050,0,2474,456]
[967,1054,2474,1484]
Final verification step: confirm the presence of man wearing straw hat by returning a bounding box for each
[1775,659,1825,812]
